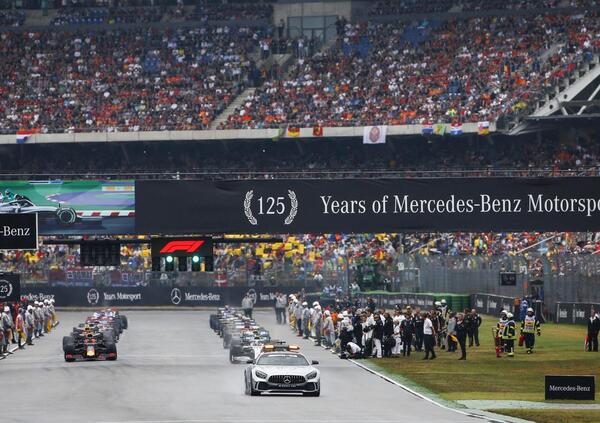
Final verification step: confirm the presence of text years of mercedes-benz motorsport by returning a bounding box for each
[320,194,600,217]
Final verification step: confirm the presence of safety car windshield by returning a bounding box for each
[256,354,309,366]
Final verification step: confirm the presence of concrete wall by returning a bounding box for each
[0,122,494,145]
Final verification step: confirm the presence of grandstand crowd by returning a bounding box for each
[2,231,599,286]
[0,1,597,133]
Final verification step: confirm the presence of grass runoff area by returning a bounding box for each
[369,315,599,422]
[487,410,600,423]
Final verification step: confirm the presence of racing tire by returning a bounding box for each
[304,389,320,397]
[106,342,117,360]
[229,350,236,363]
[62,336,75,354]
[56,208,77,226]
[121,315,128,330]
[103,331,115,345]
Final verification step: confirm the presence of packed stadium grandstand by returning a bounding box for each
[1,2,600,421]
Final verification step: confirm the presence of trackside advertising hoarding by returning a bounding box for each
[136,178,600,234]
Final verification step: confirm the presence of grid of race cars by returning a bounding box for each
[210,307,321,396]
[62,309,128,361]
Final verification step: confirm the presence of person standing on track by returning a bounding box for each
[587,311,600,352]
[371,313,384,358]
[413,307,424,352]
[25,305,35,346]
[400,311,414,357]
[241,293,254,318]
[301,302,310,339]
[494,310,508,357]
[382,312,394,357]
[34,302,44,337]
[16,308,25,349]
[520,307,541,354]
[456,313,467,360]
[502,312,517,357]
[1,306,12,354]
[468,309,482,347]
[275,293,286,324]
[423,311,436,360]
[294,299,303,336]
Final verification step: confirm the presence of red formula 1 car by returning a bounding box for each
[63,324,117,362]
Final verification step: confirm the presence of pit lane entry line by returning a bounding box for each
[348,359,510,423]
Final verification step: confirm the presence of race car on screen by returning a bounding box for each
[244,343,320,396]
[0,193,78,226]
[63,324,117,362]
[229,329,272,363]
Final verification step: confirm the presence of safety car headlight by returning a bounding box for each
[306,371,318,380]
[255,370,268,379]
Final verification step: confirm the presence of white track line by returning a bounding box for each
[348,359,510,423]
[98,420,404,423]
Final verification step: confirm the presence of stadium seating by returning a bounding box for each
[220,11,600,129]
[0,9,26,26]
[0,26,265,133]
[51,6,163,26]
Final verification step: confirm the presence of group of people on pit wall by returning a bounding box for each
[286,295,484,361]
[1,299,57,356]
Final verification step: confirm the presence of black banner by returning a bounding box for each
[545,375,595,400]
[0,214,38,249]
[136,178,600,234]
[20,285,299,308]
[0,273,20,302]
[471,293,517,317]
[555,302,600,324]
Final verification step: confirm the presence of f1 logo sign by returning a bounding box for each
[160,240,205,254]
[152,237,213,258]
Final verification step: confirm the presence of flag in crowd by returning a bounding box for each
[271,127,285,141]
[450,122,463,136]
[287,126,300,137]
[16,129,36,144]
[478,121,490,135]
[433,124,446,136]
[421,123,434,135]
[363,125,387,144]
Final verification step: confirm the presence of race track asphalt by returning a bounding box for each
[1,311,491,423]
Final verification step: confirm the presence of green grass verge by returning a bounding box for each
[371,314,599,403]
[487,409,600,423]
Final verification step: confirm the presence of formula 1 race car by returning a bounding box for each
[87,308,128,339]
[229,329,272,363]
[0,195,78,226]
[63,324,117,362]
[244,343,320,396]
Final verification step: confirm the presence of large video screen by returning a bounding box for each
[0,180,135,235]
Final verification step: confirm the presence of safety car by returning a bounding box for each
[244,343,320,396]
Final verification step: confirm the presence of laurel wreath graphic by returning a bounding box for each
[244,190,258,225]
[285,190,298,225]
